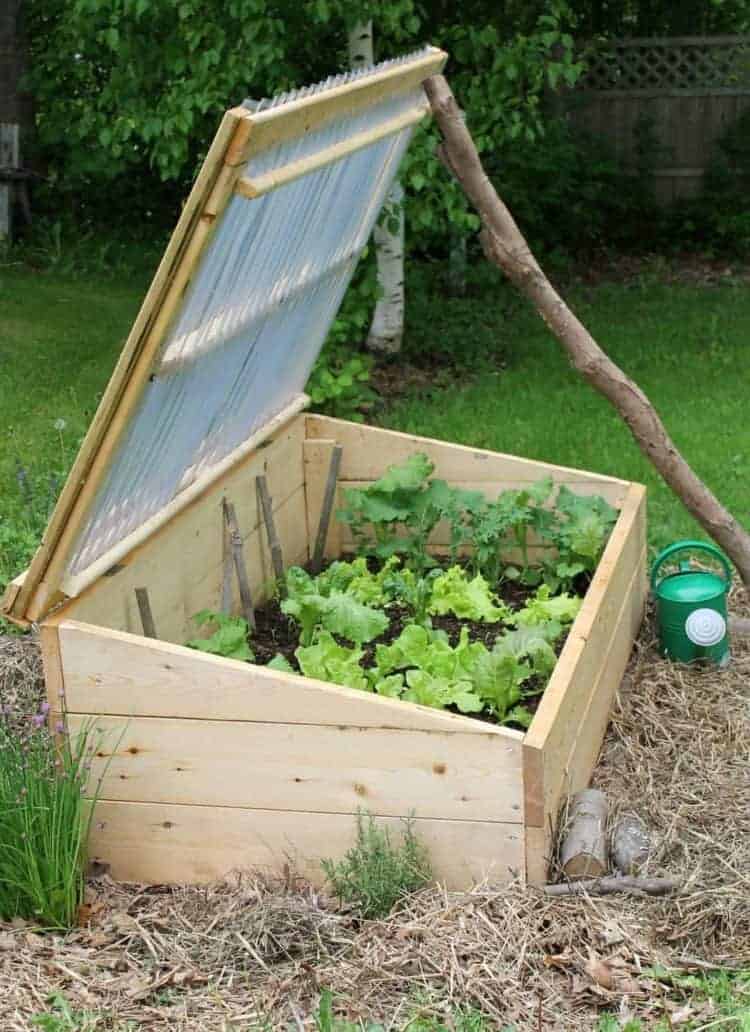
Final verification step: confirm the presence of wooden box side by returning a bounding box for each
[305,414,633,560]
[87,802,523,889]
[48,619,525,889]
[59,412,309,644]
[522,483,648,882]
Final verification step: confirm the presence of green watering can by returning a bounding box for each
[651,540,732,666]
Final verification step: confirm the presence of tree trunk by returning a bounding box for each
[347,19,405,355]
[0,0,34,239]
[424,73,750,587]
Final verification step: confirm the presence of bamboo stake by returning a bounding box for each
[256,474,285,590]
[311,444,343,574]
[134,587,157,639]
[222,499,256,630]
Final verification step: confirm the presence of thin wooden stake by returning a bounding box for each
[311,444,343,573]
[255,474,285,590]
[222,499,256,630]
[220,518,233,614]
[134,587,157,639]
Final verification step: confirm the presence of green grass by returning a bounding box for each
[390,271,750,556]
[2,258,750,592]
[0,264,146,589]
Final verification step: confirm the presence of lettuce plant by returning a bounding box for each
[511,585,582,627]
[428,565,510,623]
[295,632,369,692]
[186,610,254,661]
[281,566,388,645]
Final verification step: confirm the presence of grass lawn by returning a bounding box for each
[2,258,749,591]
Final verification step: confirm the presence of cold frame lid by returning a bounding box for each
[4,46,447,624]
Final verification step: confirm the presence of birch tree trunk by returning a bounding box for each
[347,20,406,354]
[424,73,750,587]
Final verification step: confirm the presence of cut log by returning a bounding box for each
[611,814,651,875]
[560,789,608,879]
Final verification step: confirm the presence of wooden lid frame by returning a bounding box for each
[3,46,447,626]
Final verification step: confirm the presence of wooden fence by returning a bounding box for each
[564,35,750,203]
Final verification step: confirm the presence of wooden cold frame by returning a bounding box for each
[39,412,646,889]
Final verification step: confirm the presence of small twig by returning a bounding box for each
[256,474,285,591]
[312,444,343,574]
[134,587,157,639]
[544,875,680,897]
[222,499,256,630]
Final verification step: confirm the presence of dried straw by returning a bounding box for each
[0,598,747,1029]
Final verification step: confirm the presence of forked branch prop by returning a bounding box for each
[424,74,750,587]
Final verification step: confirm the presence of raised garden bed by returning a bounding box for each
[4,56,647,890]
[38,412,647,888]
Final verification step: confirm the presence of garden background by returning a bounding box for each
[2,0,750,597]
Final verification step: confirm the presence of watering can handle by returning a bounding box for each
[651,540,733,591]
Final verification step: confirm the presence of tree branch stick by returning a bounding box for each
[256,474,285,590]
[222,499,256,630]
[424,73,750,587]
[545,875,679,897]
[134,587,157,639]
[312,444,343,574]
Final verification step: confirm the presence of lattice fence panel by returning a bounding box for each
[580,37,750,91]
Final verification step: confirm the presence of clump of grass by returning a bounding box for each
[321,812,432,919]
[0,704,105,929]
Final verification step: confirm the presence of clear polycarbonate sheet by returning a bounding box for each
[66,63,427,578]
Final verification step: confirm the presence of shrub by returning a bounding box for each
[321,812,432,918]
[0,705,106,929]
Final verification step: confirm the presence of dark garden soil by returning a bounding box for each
[251,557,592,730]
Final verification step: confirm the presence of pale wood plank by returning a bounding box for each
[88,800,523,889]
[239,49,446,160]
[558,558,647,800]
[306,415,631,491]
[63,416,308,641]
[39,623,65,716]
[523,484,646,827]
[237,103,428,198]
[57,620,521,739]
[12,110,247,625]
[70,714,523,823]
[523,558,646,885]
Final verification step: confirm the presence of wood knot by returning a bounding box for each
[354,783,367,796]
[433,763,447,775]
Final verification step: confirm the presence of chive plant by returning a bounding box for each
[0,703,105,929]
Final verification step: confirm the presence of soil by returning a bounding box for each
[251,557,592,731]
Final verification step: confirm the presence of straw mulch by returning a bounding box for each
[0,595,748,1031]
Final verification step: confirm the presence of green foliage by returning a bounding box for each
[511,585,582,627]
[428,566,510,623]
[296,631,369,691]
[282,566,389,646]
[31,993,116,1031]
[307,344,377,423]
[186,610,254,661]
[0,710,107,929]
[338,454,457,576]
[338,456,615,589]
[321,811,432,918]
[369,619,564,725]
[540,485,618,590]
